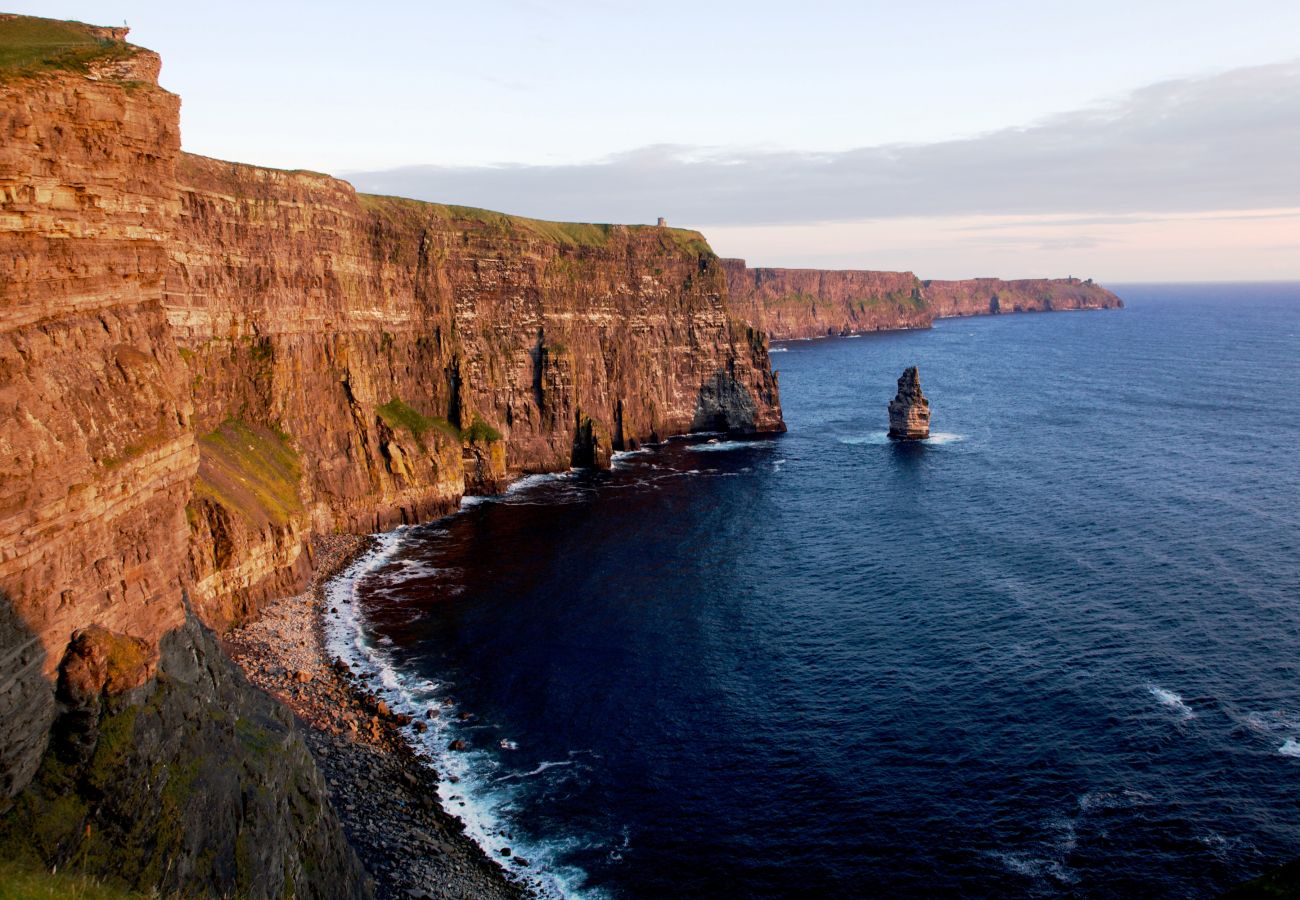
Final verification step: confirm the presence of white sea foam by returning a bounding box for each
[1279,739,1300,757]
[1148,686,1196,719]
[769,346,789,352]
[837,432,892,446]
[1242,710,1300,733]
[495,759,575,783]
[506,471,577,494]
[685,439,776,453]
[926,431,966,445]
[992,851,1078,886]
[1078,788,1152,812]
[324,529,607,899]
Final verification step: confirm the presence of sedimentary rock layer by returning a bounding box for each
[170,161,783,628]
[0,22,783,894]
[887,366,931,440]
[920,277,1124,318]
[722,259,1123,340]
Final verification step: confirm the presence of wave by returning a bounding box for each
[686,439,777,453]
[1078,788,1153,813]
[838,431,967,446]
[324,531,606,899]
[495,759,575,783]
[769,346,789,353]
[1279,739,1300,758]
[1148,685,1196,719]
[507,471,579,494]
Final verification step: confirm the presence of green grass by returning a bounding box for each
[461,417,503,444]
[376,398,460,449]
[193,419,302,527]
[359,194,715,256]
[0,859,141,899]
[0,16,136,80]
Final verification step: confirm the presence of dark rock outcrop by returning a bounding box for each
[0,612,368,898]
[888,367,931,440]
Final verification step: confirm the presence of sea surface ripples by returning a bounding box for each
[329,283,1300,897]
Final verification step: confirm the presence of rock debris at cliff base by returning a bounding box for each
[225,535,521,899]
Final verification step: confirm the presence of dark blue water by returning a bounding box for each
[334,284,1300,897]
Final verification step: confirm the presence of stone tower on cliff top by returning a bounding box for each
[888,366,931,440]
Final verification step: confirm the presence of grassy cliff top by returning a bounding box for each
[0,14,137,79]
[359,193,714,256]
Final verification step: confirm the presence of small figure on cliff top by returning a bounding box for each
[888,366,930,440]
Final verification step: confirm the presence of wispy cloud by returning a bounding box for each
[346,59,1300,226]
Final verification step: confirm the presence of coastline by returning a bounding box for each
[224,533,523,900]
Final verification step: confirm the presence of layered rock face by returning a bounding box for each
[887,367,931,440]
[723,259,1123,340]
[921,277,1124,317]
[170,167,783,627]
[0,32,193,798]
[0,19,784,894]
[0,21,371,895]
[722,259,927,339]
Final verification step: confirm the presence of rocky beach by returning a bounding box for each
[225,534,522,900]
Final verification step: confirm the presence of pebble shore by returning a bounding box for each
[224,534,523,900]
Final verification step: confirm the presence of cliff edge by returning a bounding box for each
[0,15,781,896]
[722,259,1123,340]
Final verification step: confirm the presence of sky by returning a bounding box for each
[18,0,1300,280]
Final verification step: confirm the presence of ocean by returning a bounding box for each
[327,283,1300,897]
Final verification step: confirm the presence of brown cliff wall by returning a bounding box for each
[721,259,927,339]
[922,277,1124,318]
[0,22,369,895]
[0,20,784,864]
[169,169,782,628]
[722,259,1122,340]
[0,44,194,796]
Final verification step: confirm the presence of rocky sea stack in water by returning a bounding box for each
[888,367,931,440]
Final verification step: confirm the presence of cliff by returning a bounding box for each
[721,259,928,339]
[171,161,782,628]
[722,259,1123,340]
[921,276,1124,318]
[0,16,782,895]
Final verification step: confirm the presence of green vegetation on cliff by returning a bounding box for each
[0,16,135,79]
[194,419,303,527]
[462,416,503,443]
[0,860,142,899]
[359,193,714,256]
[376,398,460,449]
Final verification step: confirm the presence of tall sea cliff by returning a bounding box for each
[0,17,779,894]
[0,15,1121,895]
[722,259,1122,340]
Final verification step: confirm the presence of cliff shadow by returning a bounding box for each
[0,590,54,806]
[691,371,758,433]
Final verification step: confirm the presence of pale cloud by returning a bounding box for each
[346,60,1300,228]
[700,209,1300,281]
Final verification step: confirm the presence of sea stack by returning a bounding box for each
[887,366,931,440]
